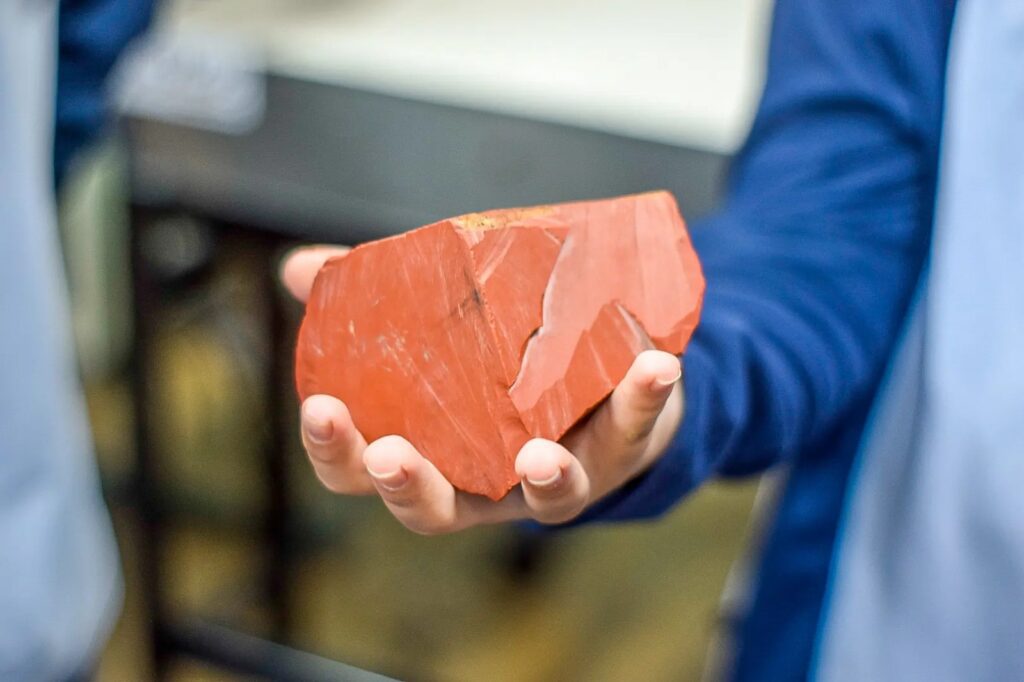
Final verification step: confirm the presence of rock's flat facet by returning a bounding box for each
[295,191,704,500]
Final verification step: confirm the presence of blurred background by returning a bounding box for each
[58,0,772,679]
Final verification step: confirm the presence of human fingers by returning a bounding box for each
[279,245,350,302]
[362,436,463,535]
[515,438,591,524]
[569,350,682,486]
[301,394,374,494]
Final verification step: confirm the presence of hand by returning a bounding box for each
[281,246,685,534]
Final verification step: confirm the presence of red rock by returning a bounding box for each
[295,191,704,500]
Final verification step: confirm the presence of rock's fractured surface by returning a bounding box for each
[295,191,704,500]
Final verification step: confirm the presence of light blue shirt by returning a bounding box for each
[818,0,1024,678]
[0,2,122,679]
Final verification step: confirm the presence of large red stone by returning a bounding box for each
[295,191,704,500]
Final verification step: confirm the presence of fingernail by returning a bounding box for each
[304,414,333,444]
[653,370,682,388]
[526,469,563,488]
[368,466,407,491]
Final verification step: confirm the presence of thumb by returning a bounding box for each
[280,245,350,302]
[577,350,681,463]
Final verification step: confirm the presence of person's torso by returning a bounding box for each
[730,1,1024,679]
[0,2,121,678]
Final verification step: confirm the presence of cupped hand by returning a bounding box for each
[281,246,684,534]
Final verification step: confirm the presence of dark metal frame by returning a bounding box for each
[129,205,398,681]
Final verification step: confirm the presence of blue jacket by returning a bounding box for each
[54,0,155,187]
[583,0,956,678]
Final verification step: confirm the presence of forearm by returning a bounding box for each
[579,0,953,522]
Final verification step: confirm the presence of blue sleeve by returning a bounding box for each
[53,0,156,188]
[581,0,954,522]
